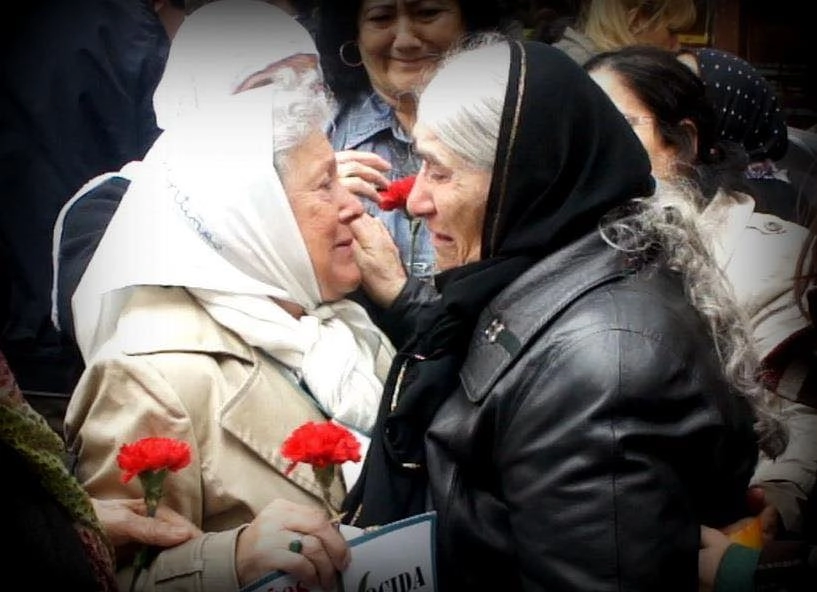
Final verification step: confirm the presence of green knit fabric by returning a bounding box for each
[714,543,761,592]
[1,353,116,590]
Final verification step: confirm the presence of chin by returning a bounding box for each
[388,74,423,95]
[320,275,362,303]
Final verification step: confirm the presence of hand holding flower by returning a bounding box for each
[116,437,192,592]
[91,497,200,549]
[335,149,392,204]
[235,498,350,589]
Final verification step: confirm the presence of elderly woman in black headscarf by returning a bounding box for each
[344,35,784,591]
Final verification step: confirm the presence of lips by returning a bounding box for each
[389,54,440,64]
[429,228,453,245]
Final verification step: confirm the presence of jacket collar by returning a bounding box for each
[700,189,756,268]
[461,232,629,403]
[218,354,346,507]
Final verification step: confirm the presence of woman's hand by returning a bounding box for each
[742,485,779,544]
[350,213,408,308]
[698,487,779,591]
[699,525,734,591]
[92,497,201,548]
[336,150,391,204]
[236,498,350,590]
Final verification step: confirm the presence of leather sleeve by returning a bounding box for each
[495,327,756,591]
[371,276,439,349]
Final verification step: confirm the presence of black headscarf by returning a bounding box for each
[342,39,654,527]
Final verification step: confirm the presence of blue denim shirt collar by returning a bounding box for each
[329,91,413,149]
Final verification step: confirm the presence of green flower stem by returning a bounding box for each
[129,469,168,592]
[312,466,346,591]
[313,465,343,522]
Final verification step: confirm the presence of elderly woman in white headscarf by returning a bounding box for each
[52,0,320,343]
[64,58,393,590]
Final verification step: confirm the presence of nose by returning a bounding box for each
[338,185,365,223]
[406,169,434,218]
[393,15,422,51]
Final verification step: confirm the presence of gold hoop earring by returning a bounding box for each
[339,40,363,67]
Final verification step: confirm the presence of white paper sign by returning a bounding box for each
[241,512,437,592]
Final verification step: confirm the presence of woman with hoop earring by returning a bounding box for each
[313,0,516,327]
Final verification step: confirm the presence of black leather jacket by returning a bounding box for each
[397,233,759,591]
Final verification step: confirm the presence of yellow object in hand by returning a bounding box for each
[727,515,764,550]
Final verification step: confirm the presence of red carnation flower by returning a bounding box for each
[378,175,416,211]
[117,436,192,484]
[281,420,361,474]
[116,437,192,589]
[281,421,361,521]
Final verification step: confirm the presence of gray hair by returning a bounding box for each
[601,179,788,458]
[416,33,511,171]
[420,33,787,458]
[268,65,335,174]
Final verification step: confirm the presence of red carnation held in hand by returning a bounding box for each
[282,420,361,521]
[378,175,416,211]
[116,436,192,591]
[117,436,192,484]
[281,420,361,474]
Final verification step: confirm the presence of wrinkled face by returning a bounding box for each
[281,130,365,301]
[407,123,492,271]
[588,67,677,180]
[357,0,466,103]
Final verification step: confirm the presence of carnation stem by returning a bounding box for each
[130,469,168,592]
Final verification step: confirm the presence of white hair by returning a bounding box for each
[416,33,510,171]
[269,65,335,173]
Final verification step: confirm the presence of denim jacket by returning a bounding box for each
[328,91,435,279]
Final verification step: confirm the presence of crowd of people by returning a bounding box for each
[2,1,816,591]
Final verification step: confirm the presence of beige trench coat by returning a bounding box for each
[65,286,392,591]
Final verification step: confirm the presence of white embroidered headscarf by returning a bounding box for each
[153,0,319,130]
[73,83,394,434]
[52,0,320,332]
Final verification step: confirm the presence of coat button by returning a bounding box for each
[763,220,783,232]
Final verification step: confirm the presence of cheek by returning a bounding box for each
[423,19,465,47]
[358,28,389,59]
[294,202,336,246]
[641,131,677,179]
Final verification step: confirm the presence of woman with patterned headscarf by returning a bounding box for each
[677,47,804,224]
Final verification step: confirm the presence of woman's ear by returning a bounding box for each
[678,117,700,158]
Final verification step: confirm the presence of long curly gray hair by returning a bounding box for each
[601,179,788,459]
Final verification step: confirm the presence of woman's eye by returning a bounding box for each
[365,10,394,24]
[423,166,449,183]
[415,8,444,20]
